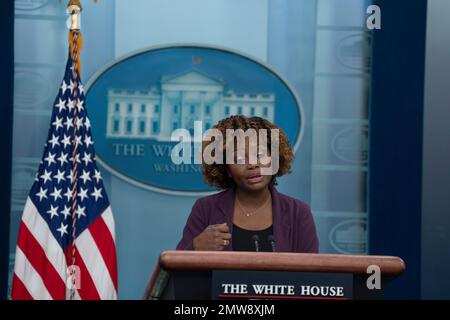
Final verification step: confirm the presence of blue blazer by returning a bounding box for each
[176,185,319,253]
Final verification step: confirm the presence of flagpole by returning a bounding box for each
[12,0,117,300]
[67,0,82,301]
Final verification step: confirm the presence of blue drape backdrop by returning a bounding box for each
[0,0,14,301]
[369,0,427,299]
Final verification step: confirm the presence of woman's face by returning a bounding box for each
[227,143,273,193]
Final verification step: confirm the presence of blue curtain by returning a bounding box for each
[0,0,14,301]
[369,0,427,299]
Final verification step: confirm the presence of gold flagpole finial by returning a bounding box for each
[67,0,83,12]
[68,0,82,30]
[67,0,83,76]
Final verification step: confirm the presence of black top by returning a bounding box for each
[232,224,274,252]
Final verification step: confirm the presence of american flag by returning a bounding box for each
[11,33,118,300]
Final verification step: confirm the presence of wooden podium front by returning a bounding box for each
[143,251,405,300]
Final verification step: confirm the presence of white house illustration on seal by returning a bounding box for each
[106,70,275,141]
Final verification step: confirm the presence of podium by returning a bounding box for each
[143,251,405,300]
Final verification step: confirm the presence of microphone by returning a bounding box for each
[268,235,276,252]
[252,235,260,252]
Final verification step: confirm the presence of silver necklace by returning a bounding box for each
[236,194,271,217]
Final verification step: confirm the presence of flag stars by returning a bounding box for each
[40,170,52,184]
[80,170,91,184]
[54,170,66,184]
[61,206,71,220]
[55,99,66,113]
[36,187,48,202]
[64,187,72,202]
[78,188,89,202]
[84,118,91,130]
[69,80,76,95]
[44,152,56,166]
[50,187,62,201]
[25,70,106,243]
[75,135,83,148]
[61,134,71,149]
[93,170,102,183]
[56,223,68,238]
[67,169,75,184]
[84,135,94,148]
[47,205,59,219]
[48,134,60,149]
[52,116,64,131]
[76,205,86,219]
[61,81,68,95]
[77,100,85,111]
[57,152,68,166]
[91,187,103,202]
[82,153,92,166]
[65,117,74,131]
[67,99,75,113]
[69,154,81,165]
[22,61,110,246]
[75,118,84,130]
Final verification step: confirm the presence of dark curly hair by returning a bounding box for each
[202,115,294,189]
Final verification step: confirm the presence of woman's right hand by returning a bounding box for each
[192,223,232,251]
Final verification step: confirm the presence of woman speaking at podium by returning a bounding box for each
[176,115,318,253]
